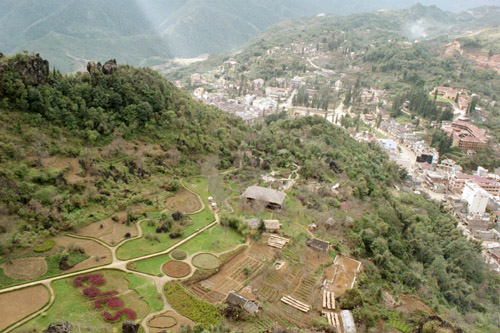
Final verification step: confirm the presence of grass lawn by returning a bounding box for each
[131,254,171,276]
[116,176,215,260]
[19,270,149,332]
[125,274,163,312]
[177,224,245,255]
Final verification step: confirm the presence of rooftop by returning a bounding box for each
[242,186,286,205]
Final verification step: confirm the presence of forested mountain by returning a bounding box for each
[1,0,499,72]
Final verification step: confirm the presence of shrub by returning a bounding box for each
[83,286,101,299]
[103,308,136,322]
[164,282,222,326]
[94,296,124,309]
[83,286,117,299]
[73,273,106,287]
[171,249,187,260]
[33,239,55,253]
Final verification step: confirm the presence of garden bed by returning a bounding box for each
[162,261,191,278]
[191,253,220,270]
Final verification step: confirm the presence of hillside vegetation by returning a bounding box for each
[0,54,498,331]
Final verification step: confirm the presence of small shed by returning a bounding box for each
[324,218,335,229]
[308,223,317,231]
[263,220,282,233]
[340,310,357,333]
[307,238,330,252]
[242,186,286,209]
[226,291,259,314]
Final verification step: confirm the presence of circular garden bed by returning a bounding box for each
[162,261,191,278]
[191,253,220,270]
[147,315,177,329]
[170,249,187,260]
[1,257,48,280]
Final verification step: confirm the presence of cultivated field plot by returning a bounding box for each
[0,284,50,331]
[76,210,138,245]
[162,261,191,278]
[165,188,202,214]
[189,242,276,303]
[328,255,362,295]
[1,257,47,280]
[191,253,220,270]
[241,242,326,330]
[54,235,112,272]
[148,310,194,333]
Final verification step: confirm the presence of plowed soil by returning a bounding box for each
[1,257,47,280]
[165,188,201,214]
[0,284,50,331]
[162,261,191,278]
[76,210,138,245]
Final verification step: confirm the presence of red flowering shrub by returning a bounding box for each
[103,308,136,322]
[82,287,117,299]
[94,297,124,309]
[83,286,101,299]
[73,274,106,287]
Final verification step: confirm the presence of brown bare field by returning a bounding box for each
[302,247,331,267]
[149,310,194,333]
[1,257,47,280]
[53,235,112,271]
[76,210,138,245]
[328,255,361,296]
[0,284,50,331]
[165,188,201,214]
[43,157,88,184]
[162,261,191,278]
[189,241,276,303]
[396,294,433,315]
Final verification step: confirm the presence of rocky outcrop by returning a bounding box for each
[18,53,50,85]
[102,59,118,75]
[46,322,71,333]
[87,59,118,75]
[0,53,49,85]
[122,320,140,333]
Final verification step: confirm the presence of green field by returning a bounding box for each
[177,224,245,255]
[125,274,163,312]
[130,254,171,276]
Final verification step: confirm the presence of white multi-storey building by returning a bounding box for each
[462,181,490,214]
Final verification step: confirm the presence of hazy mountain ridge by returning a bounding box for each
[2,0,500,72]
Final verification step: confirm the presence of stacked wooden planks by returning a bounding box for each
[322,290,335,310]
[324,312,342,332]
[267,235,290,249]
[280,295,310,313]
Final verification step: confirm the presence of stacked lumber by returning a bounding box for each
[322,290,335,310]
[324,312,342,332]
[280,295,310,313]
[268,235,290,249]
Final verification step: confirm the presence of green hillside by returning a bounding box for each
[0,54,498,331]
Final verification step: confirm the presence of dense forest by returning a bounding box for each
[0,54,498,331]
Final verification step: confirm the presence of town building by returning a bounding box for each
[306,238,330,252]
[442,119,488,150]
[242,186,286,210]
[263,220,282,233]
[226,292,259,314]
[462,181,490,214]
[448,174,500,196]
